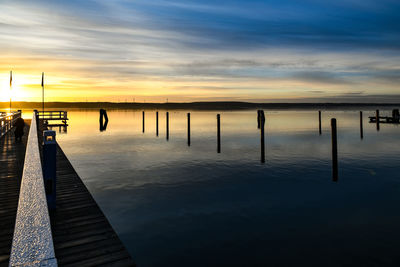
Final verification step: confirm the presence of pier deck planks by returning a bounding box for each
[0,123,29,267]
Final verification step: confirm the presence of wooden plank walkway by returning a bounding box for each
[0,123,29,267]
[40,123,136,266]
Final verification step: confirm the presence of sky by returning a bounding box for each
[0,0,400,102]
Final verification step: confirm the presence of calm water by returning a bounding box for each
[55,109,400,266]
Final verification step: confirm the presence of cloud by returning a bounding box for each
[0,0,399,101]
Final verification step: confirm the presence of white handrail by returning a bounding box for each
[9,114,57,267]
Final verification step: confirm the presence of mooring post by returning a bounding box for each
[166,111,169,140]
[43,130,57,210]
[360,111,363,139]
[99,109,108,131]
[217,114,221,153]
[376,109,380,131]
[187,113,191,146]
[156,111,159,137]
[260,110,265,163]
[331,118,338,182]
[257,110,261,129]
[318,110,322,135]
[142,110,145,133]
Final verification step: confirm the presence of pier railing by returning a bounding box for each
[9,114,57,267]
[0,111,21,138]
[38,111,68,120]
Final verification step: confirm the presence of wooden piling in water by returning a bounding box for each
[217,114,221,153]
[360,111,363,139]
[99,109,108,131]
[376,109,380,131]
[331,118,338,182]
[156,111,159,136]
[260,110,265,163]
[257,110,261,129]
[187,113,191,146]
[318,110,322,135]
[142,111,145,133]
[166,111,169,140]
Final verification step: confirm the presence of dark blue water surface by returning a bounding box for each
[57,109,400,266]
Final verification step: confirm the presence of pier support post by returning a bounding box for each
[43,130,57,210]
[260,110,265,163]
[217,114,221,153]
[376,109,380,131]
[360,111,363,139]
[257,110,261,129]
[187,113,191,146]
[166,112,169,141]
[142,111,145,133]
[331,118,338,182]
[99,109,108,131]
[319,110,322,135]
[156,111,159,137]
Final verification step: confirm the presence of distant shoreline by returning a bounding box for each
[1,101,399,110]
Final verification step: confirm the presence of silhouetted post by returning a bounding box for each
[217,114,221,153]
[331,118,338,182]
[99,109,108,132]
[156,111,159,137]
[142,111,145,133]
[260,111,265,163]
[257,110,261,129]
[166,112,169,140]
[187,113,191,146]
[318,110,322,135]
[360,111,363,139]
[376,109,380,131]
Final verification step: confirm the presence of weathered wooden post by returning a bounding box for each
[331,118,338,182]
[257,110,261,129]
[217,114,221,153]
[360,111,363,139]
[260,110,265,163]
[156,111,159,137]
[166,111,169,140]
[376,109,380,131]
[318,110,322,135]
[187,113,191,146]
[142,111,145,133]
[43,130,57,210]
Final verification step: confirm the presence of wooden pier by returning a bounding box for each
[369,109,400,124]
[0,116,135,266]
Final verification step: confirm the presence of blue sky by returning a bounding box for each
[0,0,399,102]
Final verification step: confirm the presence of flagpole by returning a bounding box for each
[42,72,44,114]
[9,71,12,112]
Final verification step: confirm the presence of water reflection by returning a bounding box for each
[56,109,400,266]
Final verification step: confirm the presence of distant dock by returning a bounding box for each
[0,111,135,266]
